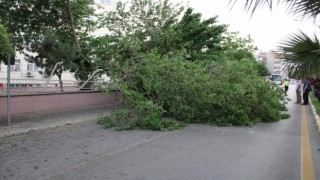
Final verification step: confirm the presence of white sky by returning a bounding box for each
[171,0,320,51]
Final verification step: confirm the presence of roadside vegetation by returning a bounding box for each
[96,0,288,131]
[0,0,290,131]
[0,23,14,63]
[310,94,320,116]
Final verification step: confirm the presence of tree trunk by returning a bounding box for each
[59,78,64,92]
[66,0,91,81]
[57,73,64,92]
[67,0,81,49]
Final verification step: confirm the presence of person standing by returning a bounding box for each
[295,80,302,104]
[284,79,289,96]
[302,79,312,105]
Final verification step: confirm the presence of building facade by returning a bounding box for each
[257,51,286,76]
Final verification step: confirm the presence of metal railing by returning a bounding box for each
[0,78,107,95]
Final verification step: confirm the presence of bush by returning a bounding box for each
[99,52,286,130]
[97,115,116,129]
[97,107,185,131]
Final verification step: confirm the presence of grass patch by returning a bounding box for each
[310,94,320,116]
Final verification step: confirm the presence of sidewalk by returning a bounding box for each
[0,105,118,138]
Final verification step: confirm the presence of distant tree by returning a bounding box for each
[221,31,268,76]
[221,32,257,60]
[32,32,78,91]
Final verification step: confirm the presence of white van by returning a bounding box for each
[270,74,283,85]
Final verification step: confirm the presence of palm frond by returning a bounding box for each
[286,0,320,18]
[228,0,320,18]
[281,30,320,78]
[228,0,274,15]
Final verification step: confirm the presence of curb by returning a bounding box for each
[309,97,320,136]
[0,105,117,138]
[0,118,95,138]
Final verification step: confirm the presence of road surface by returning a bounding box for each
[0,85,319,180]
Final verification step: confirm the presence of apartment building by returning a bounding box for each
[257,51,286,76]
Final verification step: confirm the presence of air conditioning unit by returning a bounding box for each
[26,71,35,77]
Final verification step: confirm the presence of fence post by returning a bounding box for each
[45,62,63,87]
[79,69,103,90]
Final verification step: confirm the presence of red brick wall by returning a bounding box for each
[0,91,122,117]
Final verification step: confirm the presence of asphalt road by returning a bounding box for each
[0,85,320,180]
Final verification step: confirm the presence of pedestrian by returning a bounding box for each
[284,79,289,96]
[302,79,312,105]
[295,79,302,104]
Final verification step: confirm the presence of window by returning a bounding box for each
[27,63,38,71]
[10,59,20,71]
[100,0,112,5]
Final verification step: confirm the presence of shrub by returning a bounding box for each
[97,115,115,129]
[99,52,286,130]
[97,106,185,131]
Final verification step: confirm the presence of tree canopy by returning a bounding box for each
[96,0,285,131]
[0,0,96,50]
[0,22,14,63]
[96,0,228,79]
[0,0,98,80]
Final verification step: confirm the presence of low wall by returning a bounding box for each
[0,90,122,118]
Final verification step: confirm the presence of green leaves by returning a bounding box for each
[100,52,285,129]
[171,8,227,61]
[0,0,96,51]
[95,0,285,130]
[0,0,97,80]
[0,23,14,62]
[281,30,320,78]
[29,31,78,75]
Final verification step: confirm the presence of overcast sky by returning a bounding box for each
[171,0,319,52]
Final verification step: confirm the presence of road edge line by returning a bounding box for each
[301,106,315,180]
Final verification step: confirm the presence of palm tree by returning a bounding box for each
[229,0,320,77]
[281,30,320,78]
